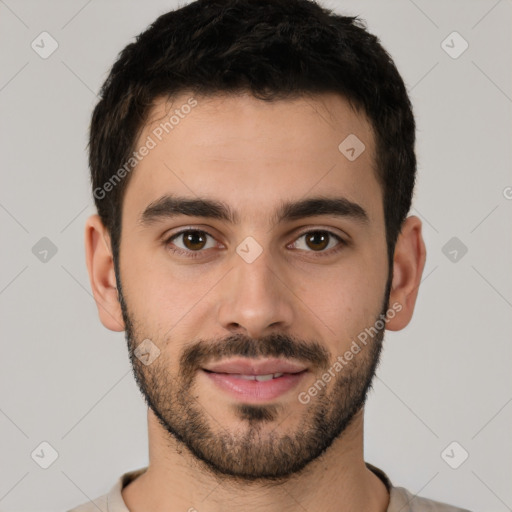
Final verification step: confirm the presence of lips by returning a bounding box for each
[202,357,308,376]
[222,372,286,381]
[201,358,308,402]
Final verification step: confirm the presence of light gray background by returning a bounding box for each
[0,1,511,511]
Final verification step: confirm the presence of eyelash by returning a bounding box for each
[163,228,346,259]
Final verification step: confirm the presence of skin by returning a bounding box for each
[85,91,426,512]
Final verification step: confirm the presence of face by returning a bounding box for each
[116,91,392,481]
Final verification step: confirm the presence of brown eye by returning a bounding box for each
[166,229,217,254]
[291,230,344,254]
[182,231,208,250]
[305,231,330,251]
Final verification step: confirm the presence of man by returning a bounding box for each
[69,0,471,510]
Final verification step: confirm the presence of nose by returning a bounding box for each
[216,247,295,339]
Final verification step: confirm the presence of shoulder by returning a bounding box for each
[66,467,148,512]
[366,462,471,512]
[389,486,473,512]
[66,493,109,512]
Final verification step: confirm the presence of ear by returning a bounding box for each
[386,215,427,331]
[84,214,125,332]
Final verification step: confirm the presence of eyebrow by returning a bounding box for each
[139,194,369,227]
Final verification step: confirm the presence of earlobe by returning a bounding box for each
[386,215,427,332]
[84,214,125,332]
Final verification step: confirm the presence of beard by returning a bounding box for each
[117,270,392,483]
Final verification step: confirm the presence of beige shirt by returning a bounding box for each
[67,463,471,512]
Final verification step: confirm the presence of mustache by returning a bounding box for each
[179,332,330,379]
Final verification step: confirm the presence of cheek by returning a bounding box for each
[120,243,222,330]
[118,242,174,323]
[292,260,384,347]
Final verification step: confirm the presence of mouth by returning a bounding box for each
[203,370,299,381]
[201,358,309,402]
[202,357,308,375]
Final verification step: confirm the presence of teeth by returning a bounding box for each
[231,373,285,381]
[255,374,274,382]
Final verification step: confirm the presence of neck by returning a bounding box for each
[122,408,390,512]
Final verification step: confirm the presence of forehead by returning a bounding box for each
[124,91,382,227]
[145,91,374,160]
